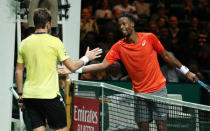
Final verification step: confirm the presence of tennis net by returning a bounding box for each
[71,80,210,131]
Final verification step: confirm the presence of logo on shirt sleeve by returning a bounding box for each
[142,40,146,46]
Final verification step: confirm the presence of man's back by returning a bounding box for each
[18,34,69,99]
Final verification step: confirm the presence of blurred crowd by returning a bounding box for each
[19,0,210,83]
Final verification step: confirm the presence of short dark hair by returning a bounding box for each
[118,12,136,24]
[33,8,51,29]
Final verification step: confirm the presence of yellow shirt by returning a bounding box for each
[17,34,69,99]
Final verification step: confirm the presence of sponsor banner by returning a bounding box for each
[73,97,100,131]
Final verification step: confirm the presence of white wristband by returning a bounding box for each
[81,56,89,65]
[180,65,189,75]
[75,67,83,73]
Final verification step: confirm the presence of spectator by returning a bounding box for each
[168,16,184,45]
[113,0,136,14]
[132,0,150,17]
[180,30,199,63]
[159,26,172,51]
[27,0,58,36]
[98,31,117,58]
[197,44,210,70]
[95,0,113,19]
[80,32,98,58]
[113,0,138,20]
[160,52,183,83]
[102,61,125,81]
[104,8,122,38]
[197,31,208,47]
[148,22,159,37]
[87,4,94,17]
[161,63,182,83]
[157,16,168,29]
[192,0,210,21]
[132,0,150,26]
[172,0,194,21]
[150,3,168,23]
[187,17,200,33]
[80,8,99,41]
[80,60,106,80]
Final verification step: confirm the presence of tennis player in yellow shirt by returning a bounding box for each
[15,8,102,131]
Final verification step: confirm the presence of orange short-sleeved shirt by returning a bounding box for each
[105,33,166,93]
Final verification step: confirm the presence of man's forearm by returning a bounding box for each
[63,58,84,73]
[15,71,23,94]
[82,63,106,73]
[167,54,182,68]
[161,50,182,68]
[161,50,191,75]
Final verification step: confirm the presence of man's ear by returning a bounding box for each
[46,21,51,30]
[131,22,134,28]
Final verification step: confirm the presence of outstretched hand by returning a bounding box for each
[58,66,71,75]
[85,47,102,61]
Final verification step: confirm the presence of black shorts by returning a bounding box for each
[24,96,67,129]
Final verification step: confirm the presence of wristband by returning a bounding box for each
[81,56,89,65]
[75,67,83,73]
[180,65,189,75]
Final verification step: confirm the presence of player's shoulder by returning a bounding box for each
[139,32,154,36]
[20,35,33,46]
[110,38,125,49]
[46,35,64,46]
[47,34,61,41]
[139,32,157,40]
[116,37,127,45]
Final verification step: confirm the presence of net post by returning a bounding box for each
[101,87,104,131]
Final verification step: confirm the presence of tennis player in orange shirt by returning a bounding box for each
[59,12,198,131]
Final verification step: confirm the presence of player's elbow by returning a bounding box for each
[15,70,22,79]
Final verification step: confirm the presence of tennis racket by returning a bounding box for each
[197,80,210,92]
[176,68,210,92]
[9,86,19,99]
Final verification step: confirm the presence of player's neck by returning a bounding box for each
[126,32,139,44]
[35,28,48,33]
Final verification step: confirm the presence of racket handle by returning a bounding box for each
[10,87,19,99]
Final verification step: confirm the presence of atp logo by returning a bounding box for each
[142,40,146,46]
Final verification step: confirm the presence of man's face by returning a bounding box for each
[169,16,178,28]
[118,17,134,37]
[82,8,90,19]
